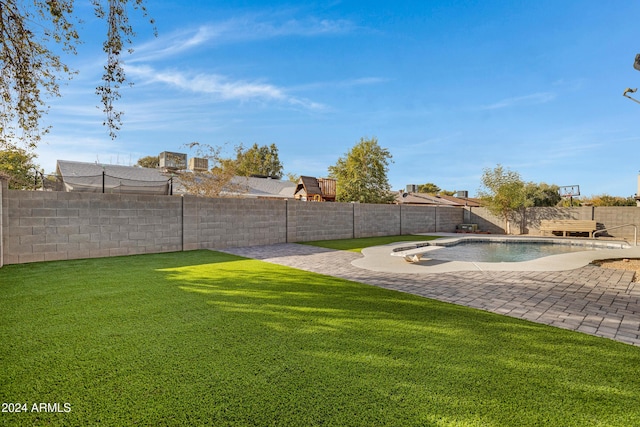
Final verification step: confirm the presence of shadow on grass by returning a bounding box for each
[160,251,640,426]
[2,250,640,426]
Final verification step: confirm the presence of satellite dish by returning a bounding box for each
[402,192,408,198]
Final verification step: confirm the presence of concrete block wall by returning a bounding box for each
[525,207,598,235]
[438,206,464,232]
[6,183,640,266]
[528,207,640,240]
[593,207,640,242]
[400,205,437,234]
[354,204,401,238]
[3,190,183,264]
[469,206,640,243]
[525,207,592,229]
[182,195,199,251]
[192,197,287,249]
[400,205,462,235]
[467,207,510,234]
[287,201,354,242]
[0,187,493,266]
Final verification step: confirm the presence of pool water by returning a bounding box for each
[428,241,600,263]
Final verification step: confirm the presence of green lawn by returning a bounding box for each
[1,250,640,426]
[301,234,439,252]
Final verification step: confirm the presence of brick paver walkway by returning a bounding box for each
[222,243,640,347]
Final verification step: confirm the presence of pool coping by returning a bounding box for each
[352,233,640,273]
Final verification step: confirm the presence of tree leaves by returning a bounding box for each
[0,145,40,189]
[328,137,394,204]
[478,165,525,232]
[235,143,284,179]
[177,142,246,198]
[1,0,155,150]
[93,0,156,140]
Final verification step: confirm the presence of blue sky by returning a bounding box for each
[37,0,640,197]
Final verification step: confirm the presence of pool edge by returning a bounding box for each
[353,234,640,274]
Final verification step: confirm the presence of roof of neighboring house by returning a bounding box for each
[435,194,483,207]
[56,160,171,194]
[225,176,296,199]
[56,160,297,198]
[395,192,483,207]
[396,192,459,206]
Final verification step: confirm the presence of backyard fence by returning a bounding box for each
[2,177,639,267]
[0,180,462,265]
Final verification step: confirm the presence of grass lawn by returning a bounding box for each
[1,250,640,426]
[301,234,439,252]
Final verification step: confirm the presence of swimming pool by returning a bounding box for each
[389,236,631,264]
[425,240,601,263]
[355,235,638,273]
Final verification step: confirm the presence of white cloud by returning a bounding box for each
[479,92,556,110]
[126,65,325,110]
[247,16,355,37]
[130,15,355,63]
[292,77,388,92]
[129,26,219,63]
[121,12,346,111]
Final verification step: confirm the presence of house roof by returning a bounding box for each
[57,160,168,180]
[395,192,483,207]
[396,192,459,206]
[55,160,296,198]
[224,176,296,199]
[56,160,171,194]
[435,194,483,207]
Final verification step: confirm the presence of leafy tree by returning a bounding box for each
[235,143,284,179]
[136,155,159,168]
[286,172,300,183]
[178,142,246,198]
[478,164,525,234]
[558,197,582,207]
[1,0,155,149]
[524,182,562,207]
[418,183,441,194]
[328,136,394,204]
[414,183,456,195]
[0,146,41,189]
[584,194,636,206]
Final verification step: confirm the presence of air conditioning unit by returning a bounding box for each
[456,223,478,232]
[189,157,208,172]
[456,190,469,198]
[159,152,187,170]
[406,184,418,193]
